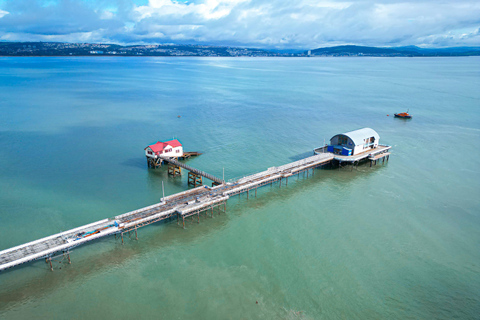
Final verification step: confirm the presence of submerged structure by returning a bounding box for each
[0,129,391,273]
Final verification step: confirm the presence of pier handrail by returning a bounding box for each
[3,146,381,273]
[159,156,225,184]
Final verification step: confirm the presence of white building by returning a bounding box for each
[145,139,183,158]
[328,128,380,156]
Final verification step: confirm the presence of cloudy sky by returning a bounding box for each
[0,0,479,49]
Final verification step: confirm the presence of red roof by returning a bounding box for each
[145,139,182,152]
[167,139,182,148]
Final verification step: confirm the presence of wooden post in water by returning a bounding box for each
[135,226,138,240]
[121,232,124,245]
[255,188,257,197]
[49,257,53,271]
[67,252,71,264]
[247,190,249,199]
[182,216,185,229]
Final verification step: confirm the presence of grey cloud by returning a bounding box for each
[0,0,479,48]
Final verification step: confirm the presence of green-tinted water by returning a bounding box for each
[0,57,479,319]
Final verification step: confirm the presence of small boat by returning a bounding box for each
[394,110,412,119]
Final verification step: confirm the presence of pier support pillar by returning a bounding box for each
[49,257,53,271]
[121,232,124,245]
[188,172,202,187]
[148,157,162,168]
[247,190,249,199]
[67,252,71,264]
[182,216,185,229]
[255,188,257,198]
[168,164,181,176]
[135,226,138,240]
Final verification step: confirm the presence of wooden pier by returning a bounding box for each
[0,147,387,273]
[159,155,224,185]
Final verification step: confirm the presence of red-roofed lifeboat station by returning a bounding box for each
[145,139,183,168]
[145,140,205,184]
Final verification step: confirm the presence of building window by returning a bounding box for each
[176,149,180,153]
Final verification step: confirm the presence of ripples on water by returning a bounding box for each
[0,57,479,319]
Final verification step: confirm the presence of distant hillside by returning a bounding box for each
[308,45,480,57]
[0,42,282,57]
[2,42,480,57]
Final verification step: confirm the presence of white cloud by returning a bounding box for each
[100,10,115,20]
[0,0,479,48]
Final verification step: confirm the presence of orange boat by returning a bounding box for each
[394,110,412,119]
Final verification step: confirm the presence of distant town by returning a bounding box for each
[1,42,479,57]
[0,42,286,57]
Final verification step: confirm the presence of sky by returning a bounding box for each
[0,0,479,49]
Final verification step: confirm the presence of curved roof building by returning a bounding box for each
[329,128,380,155]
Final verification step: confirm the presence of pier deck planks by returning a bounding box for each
[0,153,335,272]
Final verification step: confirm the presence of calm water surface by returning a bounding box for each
[0,57,479,319]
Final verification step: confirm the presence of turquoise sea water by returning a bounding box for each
[0,57,479,319]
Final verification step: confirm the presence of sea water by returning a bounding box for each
[0,57,479,319]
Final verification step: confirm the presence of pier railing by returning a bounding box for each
[159,156,225,184]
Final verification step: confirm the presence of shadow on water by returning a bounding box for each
[0,211,236,314]
[288,151,315,162]
[121,157,148,170]
[0,159,389,310]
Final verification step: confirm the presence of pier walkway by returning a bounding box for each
[0,152,334,272]
[159,155,224,184]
